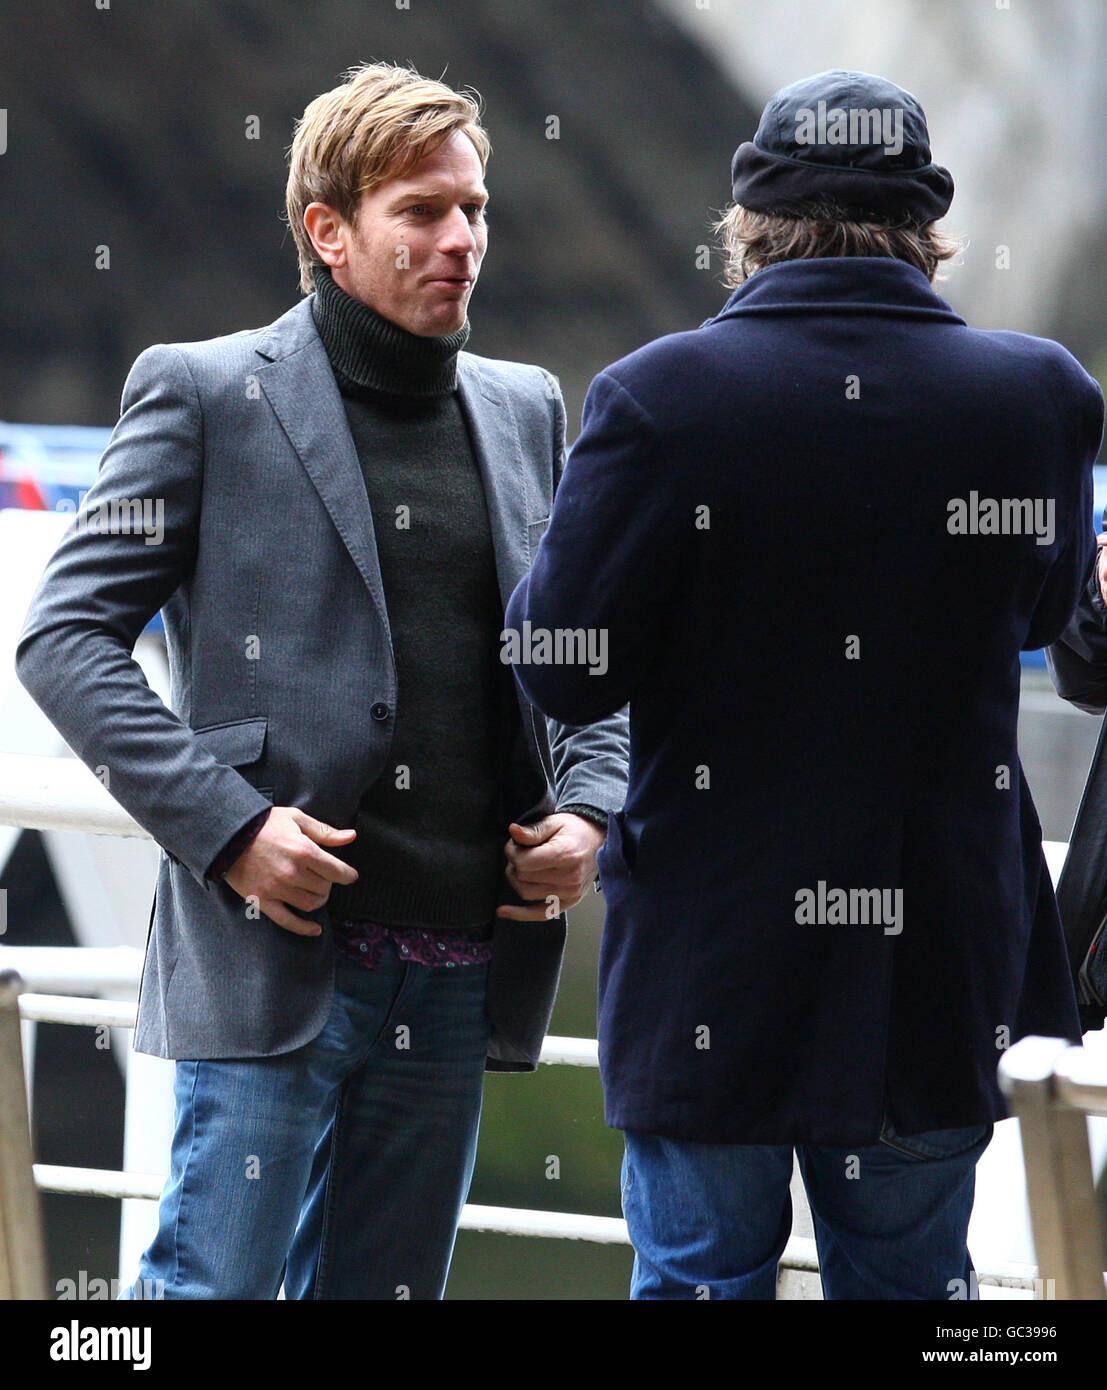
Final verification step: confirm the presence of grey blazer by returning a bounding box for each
[15,296,630,1069]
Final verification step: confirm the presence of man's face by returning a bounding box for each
[321,129,488,338]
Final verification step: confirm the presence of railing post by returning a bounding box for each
[0,971,48,1299]
[1000,1036,1107,1300]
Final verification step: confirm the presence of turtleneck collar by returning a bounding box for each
[311,264,470,397]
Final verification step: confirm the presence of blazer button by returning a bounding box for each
[370,702,390,721]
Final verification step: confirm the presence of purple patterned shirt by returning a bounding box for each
[331,917,493,969]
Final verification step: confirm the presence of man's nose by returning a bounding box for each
[438,207,478,257]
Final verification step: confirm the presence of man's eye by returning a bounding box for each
[407,205,430,215]
[466,205,488,220]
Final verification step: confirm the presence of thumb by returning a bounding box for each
[508,819,552,845]
[290,809,356,845]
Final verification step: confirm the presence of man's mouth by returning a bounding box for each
[425,279,472,303]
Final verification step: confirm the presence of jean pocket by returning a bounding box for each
[878,1120,993,1162]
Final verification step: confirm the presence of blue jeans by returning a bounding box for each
[621,1120,993,1300]
[124,945,490,1299]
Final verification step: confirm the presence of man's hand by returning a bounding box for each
[223,806,358,937]
[1096,533,1107,607]
[497,813,606,921]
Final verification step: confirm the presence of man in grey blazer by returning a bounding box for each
[15,62,628,1300]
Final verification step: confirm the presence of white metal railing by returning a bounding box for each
[0,971,47,1299]
[0,750,638,1287]
[999,1037,1107,1299]
[0,753,152,840]
[12,985,599,1064]
[6,970,635,1249]
[0,752,1082,1296]
[0,946,145,999]
[7,978,1049,1290]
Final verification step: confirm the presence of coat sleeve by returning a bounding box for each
[506,368,688,728]
[1023,477,1096,653]
[526,369,631,814]
[14,344,274,887]
[1044,372,1107,710]
[1045,546,1107,713]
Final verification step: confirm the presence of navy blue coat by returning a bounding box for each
[506,257,1104,1145]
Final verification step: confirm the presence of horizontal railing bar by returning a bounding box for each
[33,1162,630,1241]
[19,993,137,1028]
[459,1203,627,1243]
[540,1036,598,1067]
[27,1164,1043,1284]
[16,992,598,1066]
[35,1164,165,1202]
[0,945,144,995]
[0,755,1071,931]
[0,754,153,839]
[28,992,1107,1120]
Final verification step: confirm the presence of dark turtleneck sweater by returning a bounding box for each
[310,264,516,926]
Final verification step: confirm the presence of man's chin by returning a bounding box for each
[414,309,469,339]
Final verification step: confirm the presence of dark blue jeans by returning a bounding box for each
[622,1120,993,1299]
[125,944,490,1299]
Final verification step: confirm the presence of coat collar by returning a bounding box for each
[707,256,965,326]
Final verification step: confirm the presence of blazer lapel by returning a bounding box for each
[254,301,392,647]
[456,354,534,612]
[456,355,550,803]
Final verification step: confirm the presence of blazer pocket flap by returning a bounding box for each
[191,716,268,767]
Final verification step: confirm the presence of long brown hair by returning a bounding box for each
[713,201,962,287]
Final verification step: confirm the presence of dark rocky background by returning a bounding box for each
[0,0,755,435]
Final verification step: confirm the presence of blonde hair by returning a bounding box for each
[713,201,961,287]
[285,62,490,293]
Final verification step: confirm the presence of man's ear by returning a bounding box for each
[303,202,348,269]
